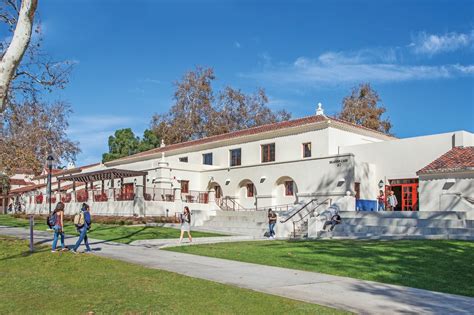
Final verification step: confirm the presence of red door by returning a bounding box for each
[388,181,419,211]
[122,183,134,200]
[402,184,418,211]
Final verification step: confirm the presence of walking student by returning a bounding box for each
[51,202,67,252]
[387,190,398,211]
[179,206,192,243]
[71,203,92,253]
[268,208,277,239]
[377,190,385,211]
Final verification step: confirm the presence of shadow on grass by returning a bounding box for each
[0,239,51,262]
[88,226,149,245]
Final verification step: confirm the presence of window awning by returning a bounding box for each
[58,168,147,183]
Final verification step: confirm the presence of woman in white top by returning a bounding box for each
[179,206,192,243]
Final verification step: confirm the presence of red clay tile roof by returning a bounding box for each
[108,114,395,165]
[417,146,474,175]
[9,183,47,194]
[9,179,34,186]
[12,168,38,175]
[33,163,101,180]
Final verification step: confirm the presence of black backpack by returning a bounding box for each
[47,212,57,228]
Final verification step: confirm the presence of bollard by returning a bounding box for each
[29,215,34,252]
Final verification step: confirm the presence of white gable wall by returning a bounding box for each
[340,131,473,182]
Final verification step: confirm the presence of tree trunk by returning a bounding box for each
[0,0,38,113]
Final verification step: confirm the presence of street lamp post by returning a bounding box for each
[47,155,54,214]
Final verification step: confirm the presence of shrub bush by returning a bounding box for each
[9,214,179,225]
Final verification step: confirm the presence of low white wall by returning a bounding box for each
[419,172,474,211]
[24,198,214,220]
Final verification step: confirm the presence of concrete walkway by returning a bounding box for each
[1,226,473,315]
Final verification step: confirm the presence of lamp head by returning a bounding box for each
[46,155,54,169]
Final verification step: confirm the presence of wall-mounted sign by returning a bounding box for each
[329,158,348,167]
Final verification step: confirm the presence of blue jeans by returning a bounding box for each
[378,202,385,211]
[269,223,276,236]
[52,226,65,250]
[73,226,91,252]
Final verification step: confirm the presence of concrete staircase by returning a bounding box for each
[198,210,269,237]
[317,211,474,240]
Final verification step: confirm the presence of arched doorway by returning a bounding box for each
[207,182,223,204]
[274,176,298,206]
[237,179,257,209]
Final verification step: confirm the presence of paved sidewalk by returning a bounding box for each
[129,235,263,248]
[1,226,473,315]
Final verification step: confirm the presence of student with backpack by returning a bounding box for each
[50,202,67,252]
[71,203,92,253]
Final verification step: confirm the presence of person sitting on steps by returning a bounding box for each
[323,213,342,232]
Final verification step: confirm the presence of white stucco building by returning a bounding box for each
[7,104,474,220]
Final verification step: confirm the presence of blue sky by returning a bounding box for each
[15,0,474,165]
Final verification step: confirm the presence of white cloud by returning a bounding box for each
[68,115,140,134]
[242,49,474,86]
[67,114,147,166]
[410,30,473,55]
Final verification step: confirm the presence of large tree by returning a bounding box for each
[151,66,291,145]
[138,129,161,152]
[152,67,216,145]
[102,129,140,163]
[0,0,77,174]
[338,83,392,134]
[0,100,80,174]
[102,128,161,162]
[216,86,291,134]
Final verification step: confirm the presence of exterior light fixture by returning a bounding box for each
[260,176,267,183]
[378,180,384,189]
[225,178,231,185]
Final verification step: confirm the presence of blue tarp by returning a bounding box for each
[356,199,377,211]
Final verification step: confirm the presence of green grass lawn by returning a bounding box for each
[0,237,347,314]
[0,215,224,244]
[166,239,474,297]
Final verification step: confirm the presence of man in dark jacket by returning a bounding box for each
[323,213,342,232]
[72,203,92,253]
[268,208,277,239]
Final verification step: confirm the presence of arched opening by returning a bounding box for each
[207,181,223,204]
[274,176,298,206]
[237,179,257,209]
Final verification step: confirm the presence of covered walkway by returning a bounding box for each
[58,168,148,202]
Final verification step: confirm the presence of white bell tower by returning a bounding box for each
[316,102,325,116]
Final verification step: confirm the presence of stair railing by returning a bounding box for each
[280,198,332,238]
[219,196,246,211]
[280,199,317,223]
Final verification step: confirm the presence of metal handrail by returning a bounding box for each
[285,198,332,238]
[220,196,246,211]
[293,198,332,224]
[280,198,317,223]
[254,203,297,212]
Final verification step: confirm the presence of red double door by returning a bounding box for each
[386,180,419,211]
